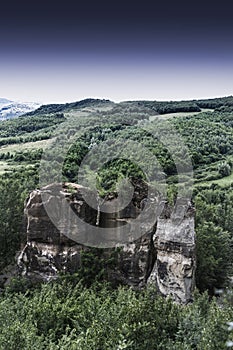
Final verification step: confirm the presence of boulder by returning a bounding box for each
[18,182,196,303]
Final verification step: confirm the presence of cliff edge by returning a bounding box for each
[18,182,196,303]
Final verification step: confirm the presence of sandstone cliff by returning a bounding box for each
[18,182,196,303]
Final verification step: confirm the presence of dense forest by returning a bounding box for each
[0,96,233,349]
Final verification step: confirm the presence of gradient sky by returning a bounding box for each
[0,0,233,103]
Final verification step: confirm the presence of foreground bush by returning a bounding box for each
[0,281,232,349]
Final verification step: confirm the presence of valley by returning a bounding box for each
[0,96,232,349]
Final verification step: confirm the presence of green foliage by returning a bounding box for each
[0,282,232,349]
[0,113,65,146]
[0,113,65,137]
[0,97,233,347]
[59,108,233,194]
[58,248,119,288]
[0,168,38,272]
[218,161,232,177]
[25,98,112,116]
[174,111,233,168]
[194,186,233,294]
[5,276,34,294]
[1,99,233,292]
[195,222,232,294]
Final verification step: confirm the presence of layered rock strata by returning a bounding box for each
[18,182,195,303]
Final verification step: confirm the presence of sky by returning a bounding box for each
[0,0,233,104]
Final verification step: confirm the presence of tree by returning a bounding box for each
[195,222,232,294]
[218,161,232,177]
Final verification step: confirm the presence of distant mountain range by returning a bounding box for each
[0,98,41,120]
[1,95,233,121]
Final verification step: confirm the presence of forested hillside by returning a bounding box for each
[0,97,233,349]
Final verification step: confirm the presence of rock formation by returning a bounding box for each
[18,182,196,303]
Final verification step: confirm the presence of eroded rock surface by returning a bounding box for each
[148,198,196,302]
[18,182,196,303]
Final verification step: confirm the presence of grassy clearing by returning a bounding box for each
[0,161,23,174]
[149,109,214,121]
[0,138,53,155]
[0,160,37,175]
[196,171,233,187]
[194,156,233,187]
[0,161,9,174]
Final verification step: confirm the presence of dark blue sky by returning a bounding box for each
[1,0,233,103]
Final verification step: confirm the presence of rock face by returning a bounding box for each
[148,198,196,302]
[18,183,98,282]
[18,182,196,303]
